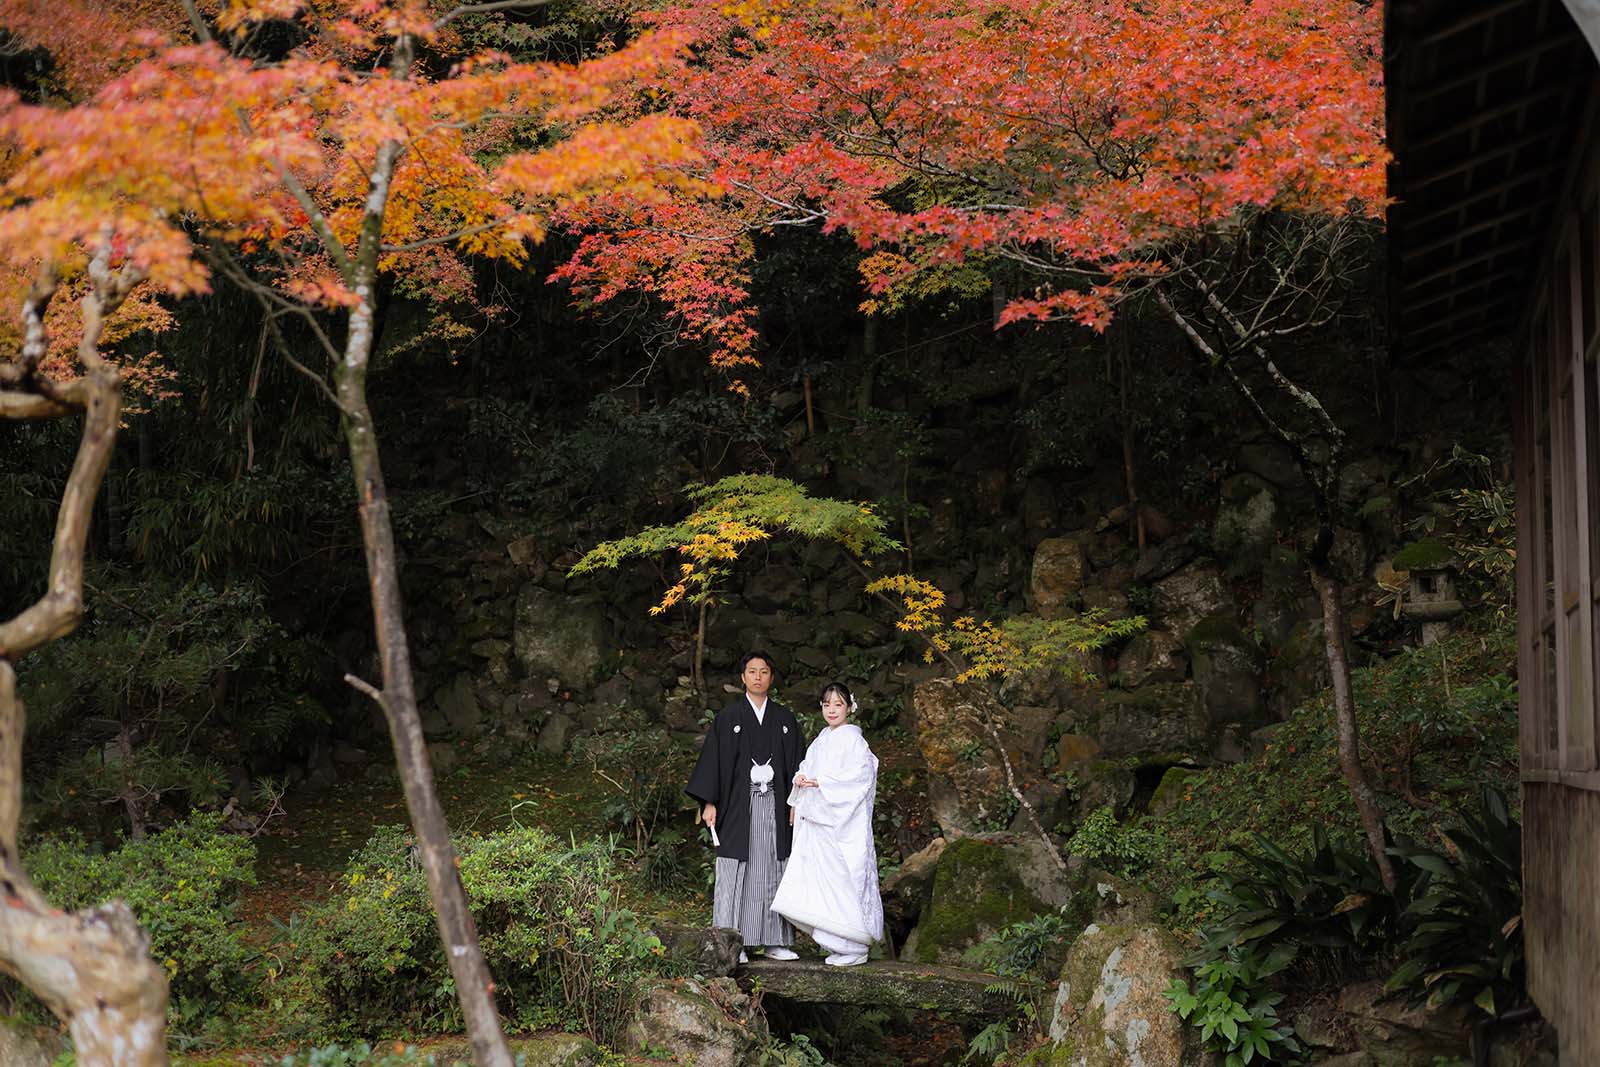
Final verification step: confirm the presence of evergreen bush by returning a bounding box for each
[18,814,257,1012]
[287,826,664,1045]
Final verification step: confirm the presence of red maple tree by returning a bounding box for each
[560,0,1398,884]
[0,2,699,1062]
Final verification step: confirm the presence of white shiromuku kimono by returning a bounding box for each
[770,722,883,959]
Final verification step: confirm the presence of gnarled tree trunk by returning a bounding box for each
[0,256,172,1066]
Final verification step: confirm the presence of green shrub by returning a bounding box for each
[1194,826,1410,962]
[1144,624,1518,925]
[1386,786,1524,1016]
[1065,806,1161,876]
[288,825,664,1045]
[964,913,1073,979]
[20,814,257,1011]
[1166,945,1303,1067]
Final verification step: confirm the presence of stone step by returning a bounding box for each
[735,957,1036,1018]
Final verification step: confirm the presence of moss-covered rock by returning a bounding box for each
[735,957,1025,1017]
[902,834,1075,965]
[1214,474,1278,573]
[1115,630,1188,689]
[0,1018,59,1067]
[1266,616,1331,720]
[1390,540,1453,572]
[1096,683,1206,759]
[1147,766,1203,817]
[624,976,769,1067]
[1044,921,1201,1067]
[1186,615,1266,737]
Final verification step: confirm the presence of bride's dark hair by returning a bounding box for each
[819,681,854,710]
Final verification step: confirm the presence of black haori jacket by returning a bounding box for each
[685,694,804,862]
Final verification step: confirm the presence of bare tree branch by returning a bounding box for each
[435,0,560,29]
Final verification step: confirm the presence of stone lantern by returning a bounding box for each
[1394,541,1463,645]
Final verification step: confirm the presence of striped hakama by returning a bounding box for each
[713,784,791,947]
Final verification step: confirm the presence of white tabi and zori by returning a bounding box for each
[771,680,883,966]
[686,651,804,963]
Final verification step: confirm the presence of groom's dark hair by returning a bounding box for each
[740,650,778,676]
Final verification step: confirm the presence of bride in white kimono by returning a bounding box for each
[770,682,883,966]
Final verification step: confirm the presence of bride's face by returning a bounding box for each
[821,693,850,727]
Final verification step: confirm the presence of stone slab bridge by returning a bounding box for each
[735,958,1035,1018]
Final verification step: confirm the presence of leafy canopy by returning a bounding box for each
[556,0,1387,358]
[0,0,706,366]
[569,473,899,613]
[866,574,1144,683]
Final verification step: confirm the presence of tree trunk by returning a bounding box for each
[1,669,168,1067]
[327,64,514,1064]
[333,311,513,1067]
[0,260,172,1066]
[1313,568,1397,890]
[1155,286,1394,886]
[693,599,709,694]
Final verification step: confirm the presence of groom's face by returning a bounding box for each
[742,658,773,698]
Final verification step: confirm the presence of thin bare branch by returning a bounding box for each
[344,672,386,704]
[435,0,560,29]
[0,390,79,419]
[179,0,213,42]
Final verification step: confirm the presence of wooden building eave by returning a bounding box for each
[1386,0,1596,362]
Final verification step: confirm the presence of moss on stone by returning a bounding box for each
[911,836,1052,964]
[1185,613,1251,649]
[1391,539,1453,571]
[1148,765,1203,815]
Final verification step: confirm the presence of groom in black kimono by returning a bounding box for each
[686,650,804,963]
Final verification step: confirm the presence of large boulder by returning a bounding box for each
[625,976,770,1067]
[1253,545,1317,648]
[435,674,483,736]
[1334,978,1471,1066]
[1042,921,1201,1067]
[914,678,1019,836]
[882,836,948,948]
[654,924,744,978]
[902,834,1077,965]
[1213,474,1279,572]
[513,586,607,689]
[1032,537,1090,619]
[1154,564,1231,638]
[1186,616,1266,734]
[742,565,807,613]
[1267,618,1331,719]
[1096,683,1206,760]
[1115,631,1188,689]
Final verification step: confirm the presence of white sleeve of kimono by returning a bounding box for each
[788,752,813,806]
[794,734,874,827]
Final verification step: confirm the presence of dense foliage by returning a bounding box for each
[11,815,257,1017]
[277,826,664,1045]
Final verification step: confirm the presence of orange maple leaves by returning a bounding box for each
[0,0,707,380]
[557,0,1389,352]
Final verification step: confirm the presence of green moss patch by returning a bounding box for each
[911,837,1052,964]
